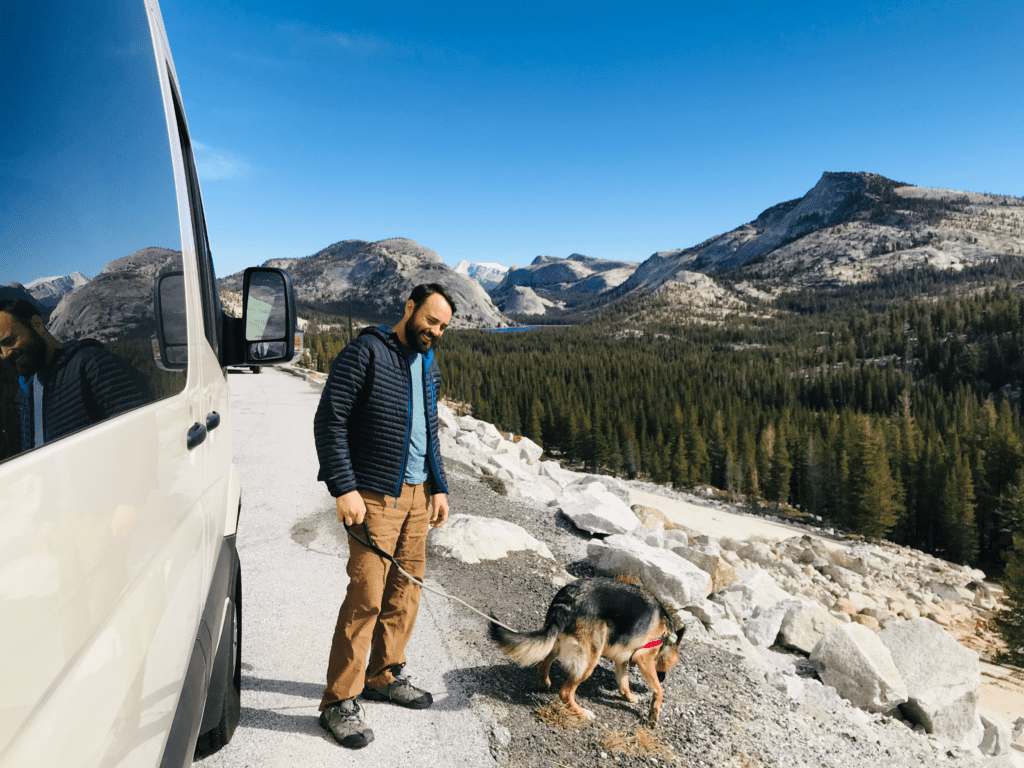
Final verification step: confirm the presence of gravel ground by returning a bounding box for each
[435,461,996,768]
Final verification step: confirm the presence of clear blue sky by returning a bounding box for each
[161,0,1024,278]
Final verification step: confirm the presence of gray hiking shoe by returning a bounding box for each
[319,698,374,749]
[362,664,433,709]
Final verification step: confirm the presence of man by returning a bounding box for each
[313,283,456,749]
[0,298,153,452]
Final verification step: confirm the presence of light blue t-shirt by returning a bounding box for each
[403,350,429,485]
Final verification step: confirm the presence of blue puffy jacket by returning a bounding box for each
[314,325,449,499]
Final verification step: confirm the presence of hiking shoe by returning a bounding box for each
[362,665,433,709]
[319,698,374,749]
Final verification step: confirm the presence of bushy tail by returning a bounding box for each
[488,611,565,667]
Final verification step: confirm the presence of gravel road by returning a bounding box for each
[196,367,995,768]
[193,368,496,768]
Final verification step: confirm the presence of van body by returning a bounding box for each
[0,1,295,765]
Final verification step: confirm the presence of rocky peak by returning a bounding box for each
[25,272,91,309]
[490,253,640,317]
[613,172,1024,314]
[221,237,509,329]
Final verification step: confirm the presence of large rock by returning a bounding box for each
[980,711,1013,756]
[538,460,579,489]
[588,534,710,614]
[556,482,641,536]
[711,569,792,624]
[428,514,553,564]
[778,602,845,654]
[810,624,908,714]
[744,599,806,648]
[569,474,634,507]
[877,617,981,747]
[672,545,739,593]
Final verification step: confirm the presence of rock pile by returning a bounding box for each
[435,403,1020,763]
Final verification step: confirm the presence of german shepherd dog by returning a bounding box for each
[489,577,681,725]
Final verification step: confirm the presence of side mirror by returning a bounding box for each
[153,270,188,372]
[241,267,297,365]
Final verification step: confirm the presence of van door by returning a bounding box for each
[0,2,213,765]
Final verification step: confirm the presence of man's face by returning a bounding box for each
[0,312,49,377]
[403,294,453,354]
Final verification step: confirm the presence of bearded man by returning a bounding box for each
[0,298,152,453]
[313,283,456,749]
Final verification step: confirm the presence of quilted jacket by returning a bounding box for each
[314,325,449,499]
[17,339,154,449]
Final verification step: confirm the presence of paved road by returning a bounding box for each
[194,368,496,767]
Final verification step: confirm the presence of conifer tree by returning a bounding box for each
[709,411,729,489]
[686,427,711,486]
[766,424,793,505]
[671,435,689,490]
[940,442,979,564]
[525,396,544,446]
[847,417,903,540]
[996,529,1024,666]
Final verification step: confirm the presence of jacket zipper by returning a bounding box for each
[395,348,413,505]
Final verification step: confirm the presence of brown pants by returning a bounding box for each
[320,483,430,709]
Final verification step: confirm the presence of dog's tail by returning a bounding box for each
[488,610,565,667]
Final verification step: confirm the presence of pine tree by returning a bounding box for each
[940,442,979,564]
[525,396,544,446]
[671,435,689,489]
[848,417,903,540]
[766,426,792,505]
[997,529,1024,665]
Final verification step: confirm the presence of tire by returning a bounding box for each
[194,569,242,758]
[250,366,262,374]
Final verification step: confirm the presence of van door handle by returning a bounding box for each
[206,411,221,431]
[187,422,207,450]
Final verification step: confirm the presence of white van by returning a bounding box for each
[0,1,296,766]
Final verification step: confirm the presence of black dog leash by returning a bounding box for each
[344,521,522,634]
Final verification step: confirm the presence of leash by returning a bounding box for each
[344,521,522,634]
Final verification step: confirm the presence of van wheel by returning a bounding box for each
[194,571,242,757]
[250,366,262,374]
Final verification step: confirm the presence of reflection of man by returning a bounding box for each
[313,284,456,749]
[0,299,153,451]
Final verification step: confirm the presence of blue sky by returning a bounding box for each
[162,1,1024,278]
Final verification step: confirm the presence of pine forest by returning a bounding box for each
[302,264,1024,581]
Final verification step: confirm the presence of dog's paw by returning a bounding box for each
[581,707,596,721]
[644,708,660,728]
[620,691,637,704]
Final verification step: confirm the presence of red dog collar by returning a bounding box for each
[640,631,678,650]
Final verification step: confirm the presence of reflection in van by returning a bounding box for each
[0,298,154,455]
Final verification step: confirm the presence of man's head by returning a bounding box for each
[0,299,60,377]
[396,284,457,354]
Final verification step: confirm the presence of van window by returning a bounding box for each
[0,0,187,461]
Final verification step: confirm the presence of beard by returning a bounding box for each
[12,327,49,378]
[403,314,437,354]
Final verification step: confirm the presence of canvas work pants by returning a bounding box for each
[320,483,430,709]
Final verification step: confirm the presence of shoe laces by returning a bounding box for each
[333,699,363,720]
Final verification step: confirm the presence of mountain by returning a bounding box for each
[618,172,1024,299]
[220,238,508,329]
[25,272,91,310]
[47,248,181,342]
[489,253,639,317]
[453,260,508,291]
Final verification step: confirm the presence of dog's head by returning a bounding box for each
[654,631,681,682]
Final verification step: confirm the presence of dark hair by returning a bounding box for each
[0,298,43,325]
[409,283,457,316]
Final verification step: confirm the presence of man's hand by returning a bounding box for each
[336,491,367,527]
[429,492,449,528]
